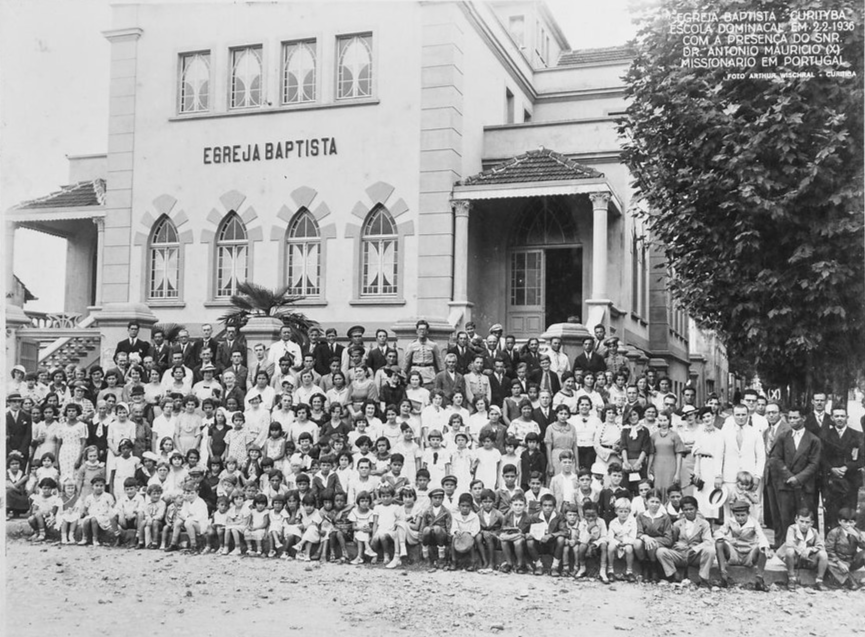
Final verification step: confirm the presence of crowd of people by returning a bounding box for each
[6,319,865,590]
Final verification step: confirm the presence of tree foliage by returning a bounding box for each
[619,0,865,392]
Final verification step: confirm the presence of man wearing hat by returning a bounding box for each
[488,324,505,349]
[403,320,443,390]
[603,337,629,379]
[6,392,32,467]
[572,336,607,375]
[341,325,368,373]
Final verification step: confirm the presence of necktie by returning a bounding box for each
[736,427,744,448]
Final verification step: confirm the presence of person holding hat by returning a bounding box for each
[6,391,32,467]
[714,499,771,590]
[449,492,481,571]
[56,403,87,479]
[691,406,725,522]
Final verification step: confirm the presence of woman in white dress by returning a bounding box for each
[691,406,726,521]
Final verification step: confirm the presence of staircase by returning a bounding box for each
[23,312,102,369]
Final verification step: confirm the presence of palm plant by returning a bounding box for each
[219,281,319,347]
[151,322,185,345]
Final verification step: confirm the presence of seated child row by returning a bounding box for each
[24,455,865,590]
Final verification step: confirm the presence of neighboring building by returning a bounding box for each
[5,0,723,390]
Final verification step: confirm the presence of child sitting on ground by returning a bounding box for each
[476,489,503,573]
[783,507,828,591]
[499,493,531,574]
[825,507,865,590]
[245,493,271,556]
[28,477,61,541]
[113,477,144,546]
[348,491,377,565]
[296,493,323,561]
[371,484,401,568]
[606,497,638,583]
[526,493,566,577]
[597,463,630,525]
[419,487,452,570]
[576,501,608,580]
[450,493,481,572]
[714,499,771,590]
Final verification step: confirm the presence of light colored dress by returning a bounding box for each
[649,428,685,498]
[692,428,725,518]
[57,419,88,478]
[673,423,701,496]
[544,422,579,475]
[174,412,203,455]
[106,419,136,477]
[32,420,60,462]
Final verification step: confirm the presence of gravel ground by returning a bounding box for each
[5,539,865,637]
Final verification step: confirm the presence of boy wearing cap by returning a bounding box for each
[449,492,481,571]
[441,475,460,512]
[714,499,771,589]
[419,487,452,570]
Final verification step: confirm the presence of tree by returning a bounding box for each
[619,0,865,395]
[219,282,319,349]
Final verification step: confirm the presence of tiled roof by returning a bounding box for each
[458,148,603,186]
[557,46,634,67]
[15,179,106,210]
[13,275,37,302]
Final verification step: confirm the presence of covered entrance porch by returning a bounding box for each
[450,148,623,338]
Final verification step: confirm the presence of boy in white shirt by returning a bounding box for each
[165,481,209,552]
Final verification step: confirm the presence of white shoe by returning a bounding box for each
[386,557,401,569]
[349,556,364,565]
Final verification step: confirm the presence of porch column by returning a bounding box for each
[5,220,16,298]
[92,217,105,308]
[447,199,473,328]
[590,192,610,299]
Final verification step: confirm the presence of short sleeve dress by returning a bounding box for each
[649,429,685,499]
[57,419,88,478]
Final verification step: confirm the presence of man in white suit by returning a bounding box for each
[721,403,766,519]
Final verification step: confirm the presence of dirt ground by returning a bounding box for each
[5,540,865,637]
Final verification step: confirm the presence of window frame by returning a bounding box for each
[281,38,317,106]
[147,216,182,301]
[285,208,322,299]
[335,32,374,101]
[360,205,399,298]
[177,50,211,114]
[214,212,250,299]
[228,44,264,110]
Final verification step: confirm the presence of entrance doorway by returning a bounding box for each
[506,197,582,338]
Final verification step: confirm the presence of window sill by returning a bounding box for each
[203,300,234,308]
[630,312,648,326]
[291,299,329,307]
[170,98,380,121]
[349,297,406,306]
[146,300,187,308]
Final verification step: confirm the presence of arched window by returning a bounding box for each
[286,209,321,296]
[148,216,180,299]
[337,34,372,99]
[215,213,248,298]
[230,46,263,109]
[282,40,316,104]
[509,197,577,247]
[361,206,397,296]
[179,52,210,113]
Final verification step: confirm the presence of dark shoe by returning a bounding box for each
[516,565,529,575]
[719,573,732,588]
[846,579,862,591]
[550,569,560,578]
[164,544,178,553]
[813,580,824,592]
[754,577,768,592]
[499,563,513,574]
[625,571,636,583]
[787,576,799,592]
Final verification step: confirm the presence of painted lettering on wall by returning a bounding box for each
[203,138,338,164]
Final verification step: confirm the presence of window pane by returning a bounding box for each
[283,41,316,104]
[180,52,209,113]
[230,46,263,109]
[337,35,372,99]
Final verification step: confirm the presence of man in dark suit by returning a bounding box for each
[313,328,344,376]
[571,336,606,375]
[216,324,247,370]
[500,335,520,377]
[531,389,556,441]
[803,392,833,436]
[6,393,32,467]
[446,331,474,375]
[173,329,198,369]
[768,405,821,546]
[192,323,220,366]
[519,337,542,375]
[366,329,396,375]
[433,352,466,405]
[149,328,171,373]
[528,355,561,396]
[114,321,151,361]
[762,401,792,532]
[820,405,864,530]
[223,351,249,391]
[488,358,512,408]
